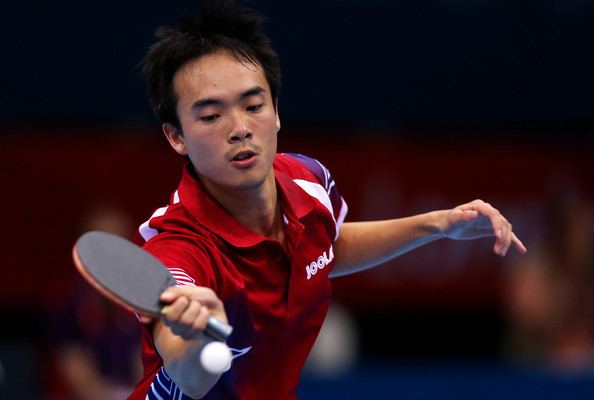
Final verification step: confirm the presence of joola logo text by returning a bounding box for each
[306,245,334,280]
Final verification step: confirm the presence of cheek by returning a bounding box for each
[265,123,278,150]
[186,140,218,169]
[268,132,278,155]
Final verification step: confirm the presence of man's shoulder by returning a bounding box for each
[134,200,212,247]
[135,220,218,277]
[274,153,331,187]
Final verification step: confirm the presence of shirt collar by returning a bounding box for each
[177,162,317,248]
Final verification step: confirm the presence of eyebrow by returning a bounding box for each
[191,86,267,111]
[239,86,266,100]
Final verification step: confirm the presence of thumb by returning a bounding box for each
[454,209,479,222]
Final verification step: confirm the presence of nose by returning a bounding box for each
[228,111,252,143]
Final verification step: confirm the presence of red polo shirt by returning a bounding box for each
[128,153,347,400]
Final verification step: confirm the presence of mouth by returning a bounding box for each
[230,149,259,168]
[231,150,257,162]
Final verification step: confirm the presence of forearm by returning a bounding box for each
[331,211,447,277]
[154,322,220,398]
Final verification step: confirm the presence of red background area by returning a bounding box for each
[1,127,592,315]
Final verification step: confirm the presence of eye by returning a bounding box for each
[246,104,264,112]
[200,114,220,122]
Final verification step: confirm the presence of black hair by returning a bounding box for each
[142,0,281,131]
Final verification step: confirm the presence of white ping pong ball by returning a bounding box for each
[200,341,232,374]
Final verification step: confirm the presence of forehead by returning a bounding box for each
[173,51,269,101]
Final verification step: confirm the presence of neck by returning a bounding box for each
[202,175,285,243]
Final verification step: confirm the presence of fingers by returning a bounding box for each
[158,286,227,341]
[511,232,528,254]
[462,199,526,257]
[460,199,505,235]
[161,285,219,308]
[492,216,512,256]
[160,293,211,340]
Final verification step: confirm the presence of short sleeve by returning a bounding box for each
[283,153,348,236]
[142,233,218,291]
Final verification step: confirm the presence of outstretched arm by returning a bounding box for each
[331,199,526,278]
[147,286,229,398]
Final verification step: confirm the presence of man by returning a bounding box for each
[129,1,526,399]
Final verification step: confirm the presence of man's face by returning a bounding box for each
[165,50,280,195]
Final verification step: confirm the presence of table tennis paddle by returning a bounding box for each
[72,230,233,373]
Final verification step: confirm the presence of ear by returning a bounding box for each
[162,123,187,155]
[274,98,281,131]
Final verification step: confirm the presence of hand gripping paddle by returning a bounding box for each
[72,230,233,374]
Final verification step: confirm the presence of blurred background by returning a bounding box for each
[1,0,593,399]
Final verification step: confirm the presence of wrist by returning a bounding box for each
[424,210,449,238]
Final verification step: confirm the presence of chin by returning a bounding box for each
[234,177,268,191]
[233,170,273,191]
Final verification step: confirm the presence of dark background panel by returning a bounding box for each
[1,0,592,132]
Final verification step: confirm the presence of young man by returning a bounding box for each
[129,1,526,399]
